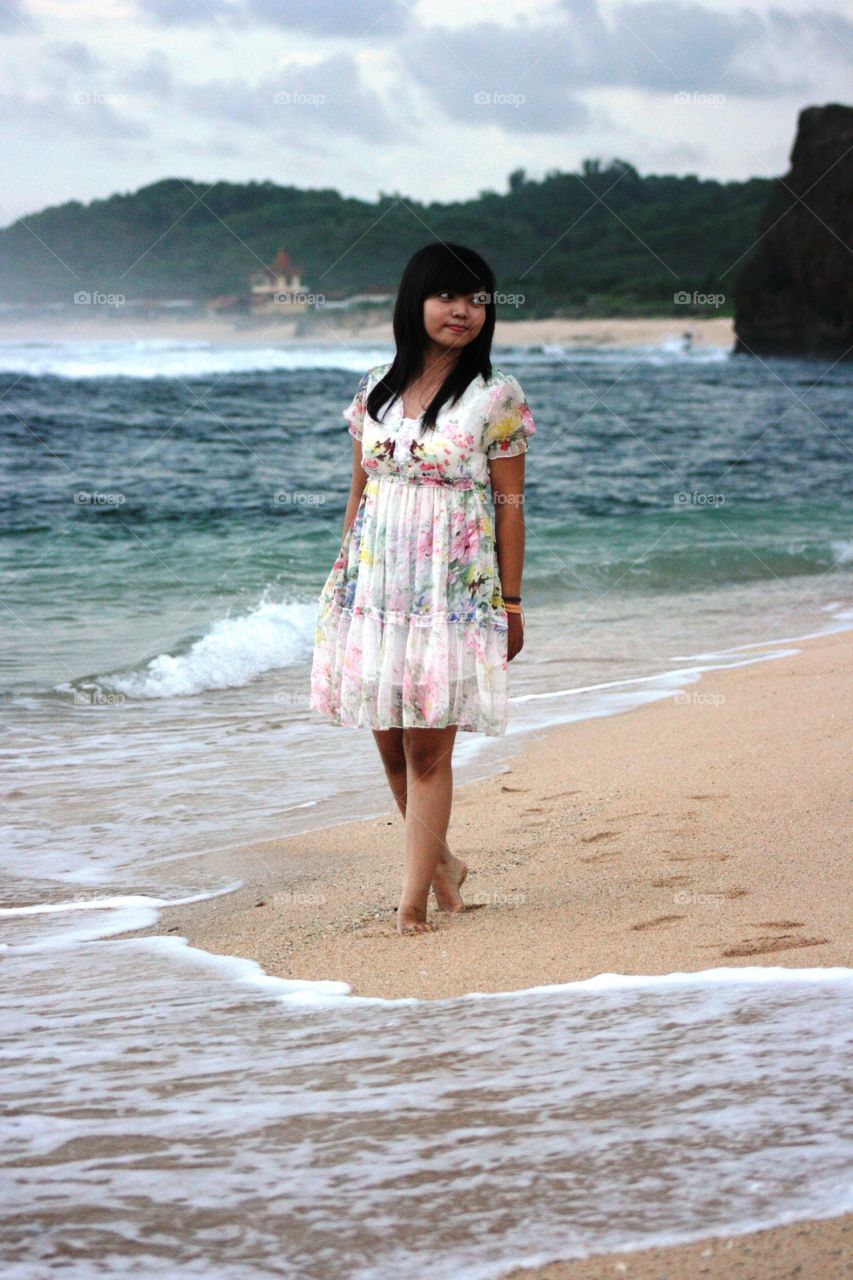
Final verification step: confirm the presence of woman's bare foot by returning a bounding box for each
[396,903,439,935]
[431,852,468,912]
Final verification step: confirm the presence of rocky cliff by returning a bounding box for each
[733,103,852,360]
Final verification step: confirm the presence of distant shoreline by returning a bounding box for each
[0,313,735,351]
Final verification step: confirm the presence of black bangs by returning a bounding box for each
[422,248,494,300]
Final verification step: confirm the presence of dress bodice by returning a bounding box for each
[344,361,536,489]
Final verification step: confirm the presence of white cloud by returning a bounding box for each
[0,0,849,225]
[134,0,415,37]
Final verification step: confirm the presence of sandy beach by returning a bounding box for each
[111,626,852,1278]
[0,311,735,351]
[116,628,852,1000]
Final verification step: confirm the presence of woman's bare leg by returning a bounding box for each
[394,725,461,934]
[372,728,408,817]
[372,728,468,919]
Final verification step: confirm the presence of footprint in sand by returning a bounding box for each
[580,830,620,843]
[722,934,828,957]
[667,853,733,863]
[630,914,686,931]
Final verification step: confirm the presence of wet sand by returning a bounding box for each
[504,1213,850,1279]
[112,626,853,1280]
[116,628,851,998]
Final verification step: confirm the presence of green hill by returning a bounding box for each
[0,160,773,316]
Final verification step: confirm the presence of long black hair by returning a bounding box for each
[366,242,497,432]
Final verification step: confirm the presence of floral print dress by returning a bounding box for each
[309,361,536,736]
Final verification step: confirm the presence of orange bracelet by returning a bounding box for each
[504,602,523,615]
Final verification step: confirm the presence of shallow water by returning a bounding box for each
[1,949,851,1279]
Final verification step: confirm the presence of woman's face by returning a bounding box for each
[422,289,488,352]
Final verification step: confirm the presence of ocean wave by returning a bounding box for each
[2,947,851,1278]
[0,335,734,380]
[57,594,317,699]
[0,339,393,380]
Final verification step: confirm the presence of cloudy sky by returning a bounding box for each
[1,0,851,227]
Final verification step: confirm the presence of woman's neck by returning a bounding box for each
[418,344,461,381]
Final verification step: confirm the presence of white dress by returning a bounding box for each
[310,362,536,735]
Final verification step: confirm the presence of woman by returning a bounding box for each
[310,242,536,936]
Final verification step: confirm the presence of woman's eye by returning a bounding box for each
[435,290,486,304]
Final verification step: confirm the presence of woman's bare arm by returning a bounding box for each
[488,452,527,660]
[489,453,526,594]
[342,436,369,539]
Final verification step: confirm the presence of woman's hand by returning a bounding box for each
[507,612,524,662]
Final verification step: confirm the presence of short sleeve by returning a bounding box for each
[342,369,372,440]
[483,374,536,460]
